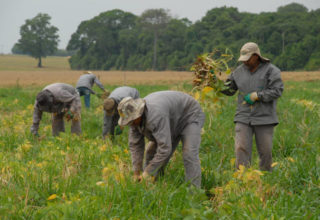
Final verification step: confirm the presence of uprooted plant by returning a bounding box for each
[191,49,233,127]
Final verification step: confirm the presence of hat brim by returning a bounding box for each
[238,53,270,62]
[238,53,253,62]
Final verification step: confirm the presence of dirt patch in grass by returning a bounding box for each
[0,70,319,87]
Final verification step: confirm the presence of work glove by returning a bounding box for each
[114,125,123,135]
[65,110,74,121]
[244,92,259,105]
[133,170,142,182]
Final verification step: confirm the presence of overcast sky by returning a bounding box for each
[0,0,319,54]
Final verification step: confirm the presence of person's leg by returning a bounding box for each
[52,113,65,136]
[84,89,91,108]
[235,122,253,169]
[254,125,274,171]
[77,87,90,108]
[71,118,81,135]
[181,123,202,188]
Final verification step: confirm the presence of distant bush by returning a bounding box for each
[305,52,320,71]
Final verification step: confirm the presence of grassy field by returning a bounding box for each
[1,55,320,87]
[0,55,319,219]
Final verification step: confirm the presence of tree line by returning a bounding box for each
[13,3,320,70]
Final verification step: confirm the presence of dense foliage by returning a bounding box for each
[14,13,59,67]
[66,3,320,71]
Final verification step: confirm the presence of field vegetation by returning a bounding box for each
[0,55,319,219]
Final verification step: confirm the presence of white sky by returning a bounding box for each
[0,0,319,54]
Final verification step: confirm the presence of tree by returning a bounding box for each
[16,13,59,67]
[277,3,308,13]
[67,9,137,70]
[139,9,171,70]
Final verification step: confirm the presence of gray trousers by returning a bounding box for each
[52,113,81,136]
[235,122,274,171]
[145,122,202,187]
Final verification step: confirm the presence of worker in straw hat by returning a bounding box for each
[222,42,284,171]
[117,91,205,188]
[76,71,108,108]
[31,83,82,136]
[103,86,140,139]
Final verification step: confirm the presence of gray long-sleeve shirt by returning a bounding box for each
[103,86,140,136]
[223,62,284,125]
[128,91,205,175]
[31,83,81,134]
[76,73,105,93]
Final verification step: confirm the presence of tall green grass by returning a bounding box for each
[0,81,319,219]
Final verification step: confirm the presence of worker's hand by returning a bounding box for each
[244,92,259,105]
[133,171,141,182]
[101,90,110,99]
[141,171,154,183]
[115,125,123,135]
[65,110,74,121]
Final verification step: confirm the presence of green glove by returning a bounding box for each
[244,92,258,105]
[66,110,74,121]
[115,125,123,135]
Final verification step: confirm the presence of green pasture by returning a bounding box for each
[0,55,70,71]
[0,81,319,219]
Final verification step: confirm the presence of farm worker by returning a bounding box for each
[31,83,82,136]
[103,86,140,139]
[117,91,205,187]
[76,71,107,108]
[222,42,284,171]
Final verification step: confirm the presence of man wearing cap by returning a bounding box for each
[31,83,82,136]
[222,42,284,171]
[103,86,140,139]
[117,91,205,187]
[76,71,107,108]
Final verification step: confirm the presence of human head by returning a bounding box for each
[36,90,54,111]
[117,97,145,126]
[104,98,116,116]
[238,42,269,62]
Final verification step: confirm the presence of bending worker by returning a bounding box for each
[103,86,140,139]
[222,42,284,171]
[117,91,205,187]
[76,71,107,108]
[31,83,82,136]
